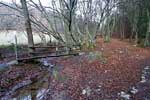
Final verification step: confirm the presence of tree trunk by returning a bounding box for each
[20,0,34,54]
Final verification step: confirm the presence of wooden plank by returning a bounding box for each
[29,45,65,48]
[29,49,78,55]
[29,45,81,49]
[30,51,53,54]
[18,53,79,62]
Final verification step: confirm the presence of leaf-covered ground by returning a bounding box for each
[0,38,150,100]
[48,38,150,100]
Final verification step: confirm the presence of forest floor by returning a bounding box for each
[0,38,150,100]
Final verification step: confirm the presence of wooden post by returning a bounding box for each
[13,31,18,63]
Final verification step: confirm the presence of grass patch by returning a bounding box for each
[0,44,28,52]
[87,51,107,64]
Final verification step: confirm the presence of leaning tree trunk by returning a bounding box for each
[144,9,150,47]
[20,0,34,54]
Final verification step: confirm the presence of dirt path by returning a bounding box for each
[47,38,150,100]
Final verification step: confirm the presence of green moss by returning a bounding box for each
[0,45,14,50]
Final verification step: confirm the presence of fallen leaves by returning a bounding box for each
[0,38,150,100]
[46,38,150,99]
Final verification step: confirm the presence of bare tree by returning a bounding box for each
[0,0,119,48]
[0,1,35,53]
[20,0,34,54]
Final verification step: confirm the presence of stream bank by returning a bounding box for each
[0,62,49,99]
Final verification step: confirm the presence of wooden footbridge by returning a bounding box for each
[18,45,81,62]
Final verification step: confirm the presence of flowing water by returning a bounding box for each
[1,71,50,100]
[0,58,53,100]
[1,58,67,100]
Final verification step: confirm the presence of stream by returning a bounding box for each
[0,58,55,100]
[7,83,48,100]
[1,57,69,100]
[1,75,50,100]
